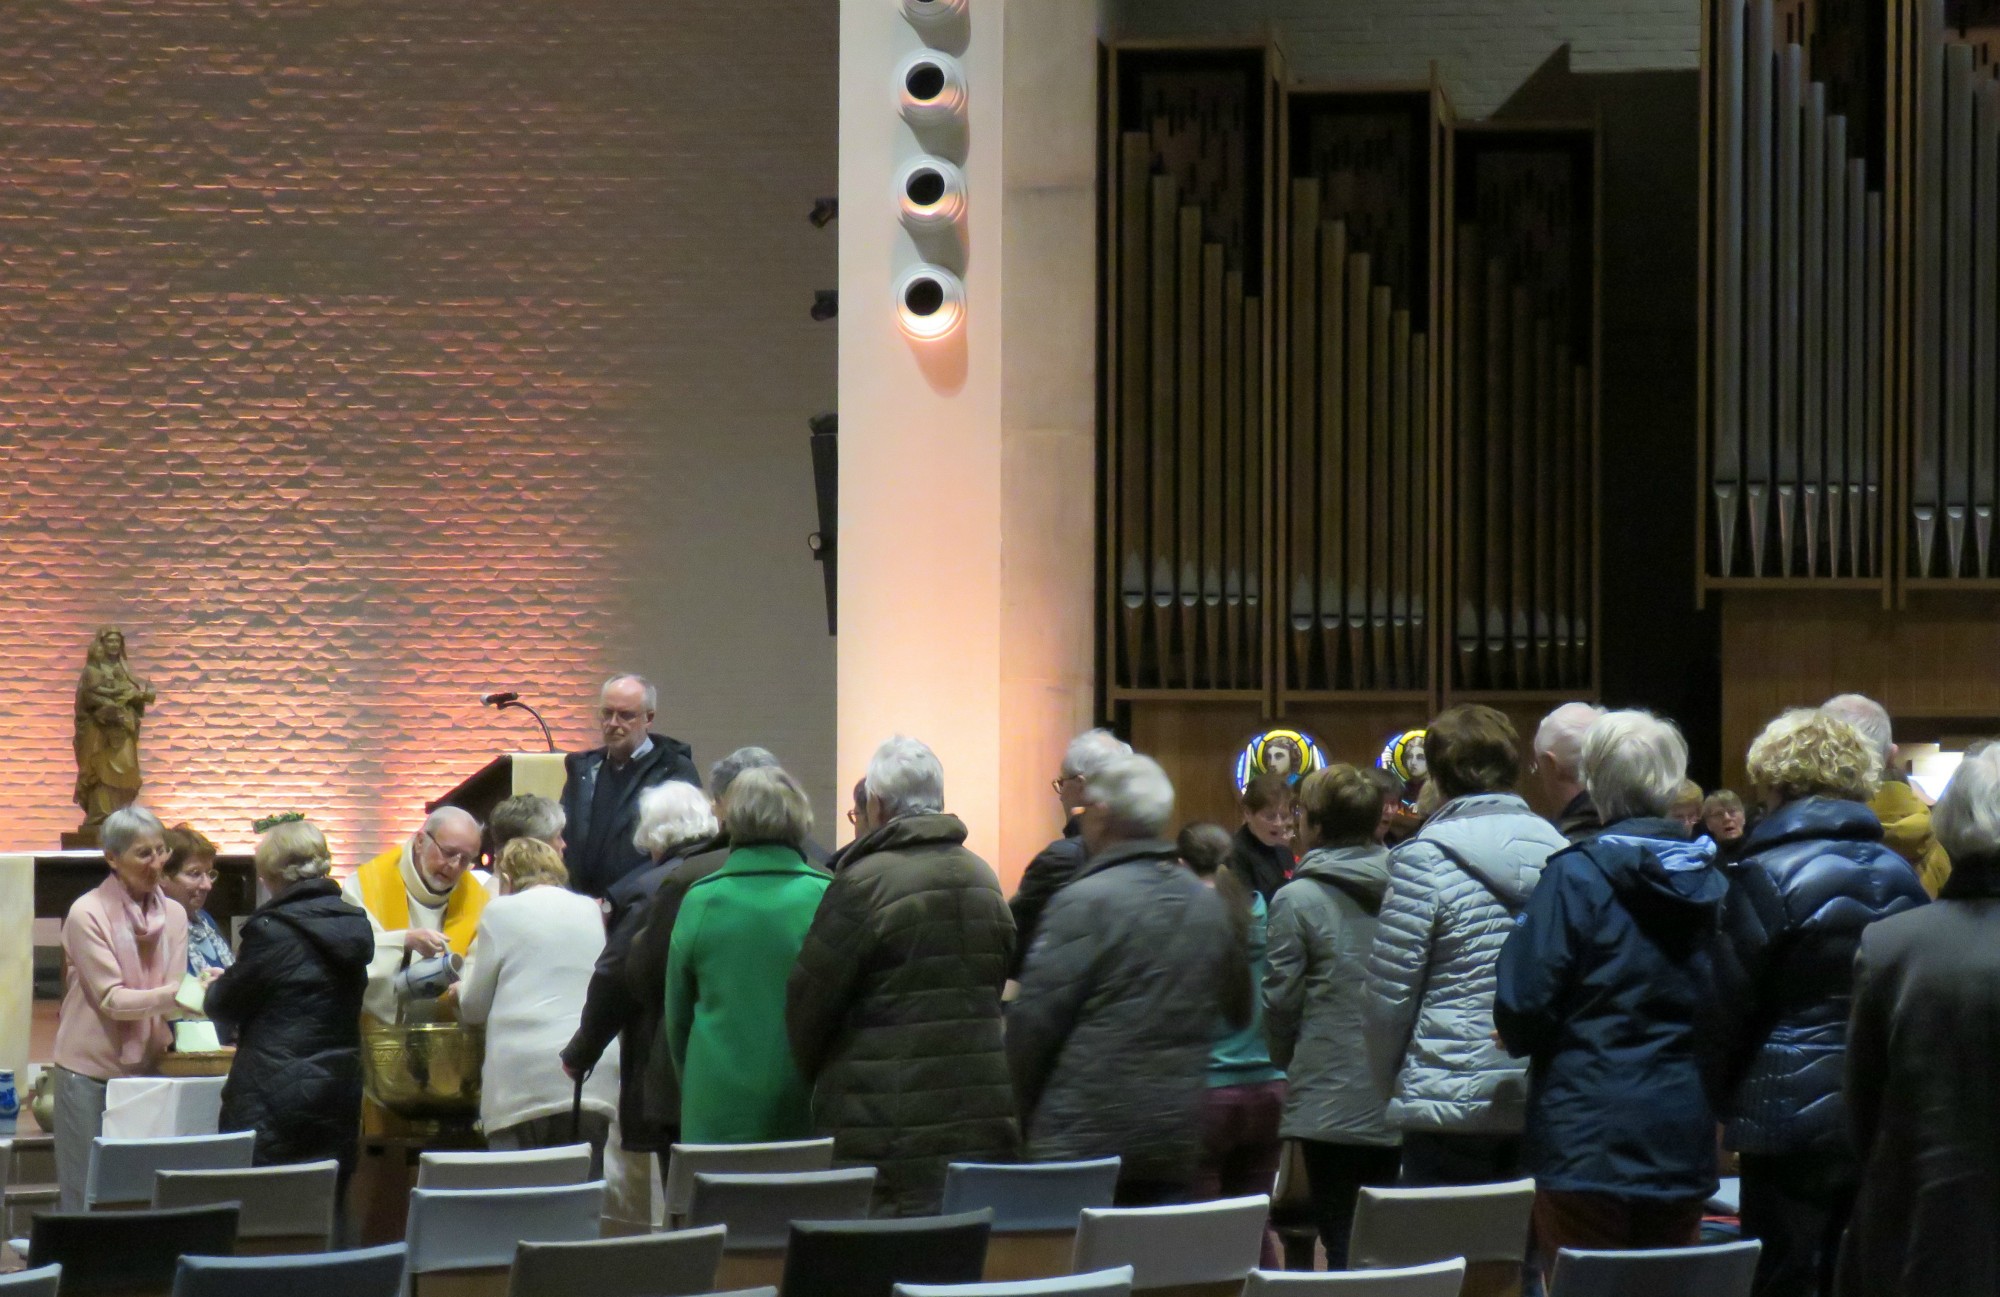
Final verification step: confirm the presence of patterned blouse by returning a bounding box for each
[185,909,234,979]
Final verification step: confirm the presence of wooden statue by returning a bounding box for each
[70,627,155,842]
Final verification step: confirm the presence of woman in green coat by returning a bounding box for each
[665,766,831,1143]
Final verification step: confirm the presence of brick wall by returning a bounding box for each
[1108,0,1697,116]
[0,0,837,854]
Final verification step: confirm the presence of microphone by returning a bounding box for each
[481,691,520,707]
[480,690,555,752]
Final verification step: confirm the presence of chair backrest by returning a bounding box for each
[154,1160,340,1248]
[1072,1196,1271,1291]
[404,1182,607,1276]
[85,1133,258,1208]
[781,1211,994,1297]
[416,1144,594,1191]
[664,1140,836,1221]
[0,1266,61,1297]
[895,1265,1136,1297]
[29,1204,240,1297]
[507,1224,727,1297]
[939,1161,1121,1233]
[686,1169,877,1252]
[1347,1180,1537,1270]
[1547,1240,1763,1297]
[170,1244,409,1297]
[1242,1261,1468,1297]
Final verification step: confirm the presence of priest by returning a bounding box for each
[341,805,489,1022]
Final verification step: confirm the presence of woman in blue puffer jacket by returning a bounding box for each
[1711,708,1929,1297]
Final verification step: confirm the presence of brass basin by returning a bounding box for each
[361,1022,485,1121]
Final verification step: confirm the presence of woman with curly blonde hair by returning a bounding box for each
[1711,709,1929,1297]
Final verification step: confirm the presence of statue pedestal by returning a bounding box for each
[59,828,101,850]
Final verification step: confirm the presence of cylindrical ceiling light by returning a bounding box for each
[897,50,967,126]
[900,0,968,33]
[897,156,967,230]
[895,264,966,340]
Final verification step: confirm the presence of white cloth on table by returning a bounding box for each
[101,1075,226,1138]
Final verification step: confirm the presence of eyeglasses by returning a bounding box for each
[845,808,861,826]
[599,707,646,725]
[423,831,479,868]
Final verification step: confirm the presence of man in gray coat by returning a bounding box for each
[1363,704,1569,1185]
[1008,752,1243,1205]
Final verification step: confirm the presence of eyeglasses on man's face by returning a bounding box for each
[423,830,479,868]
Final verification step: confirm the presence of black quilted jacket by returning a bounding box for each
[1709,796,1929,1157]
[787,813,1017,1217]
[206,879,373,1171]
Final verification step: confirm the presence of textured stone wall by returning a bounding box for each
[0,0,837,854]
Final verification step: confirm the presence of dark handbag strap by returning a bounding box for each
[571,1072,584,1142]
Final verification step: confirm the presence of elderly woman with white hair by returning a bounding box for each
[665,766,830,1143]
[563,777,720,1177]
[1496,710,1728,1267]
[1008,752,1241,1204]
[206,819,373,1174]
[1008,728,1132,974]
[1710,708,1928,1297]
[50,805,189,1208]
[1839,742,2000,1297]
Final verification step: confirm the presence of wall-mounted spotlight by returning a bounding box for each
[808,197,838,228]
[811,290,838,322]
[897,50,967,126]
[901,0,968,33]
[897,156,967,230]
[895,264,965,340]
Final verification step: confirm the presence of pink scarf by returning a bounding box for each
[100,873,175,1068]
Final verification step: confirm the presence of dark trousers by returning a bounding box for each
[1194,1082,1286,1267]
[1398,1131,1525,1187]
[1739,1153,1857,1297]
[1296,1139,1403,1269]
[1532,1188,1706,1270]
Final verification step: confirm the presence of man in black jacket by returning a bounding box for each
[561,673,701,898]
[1008,728,1130,977]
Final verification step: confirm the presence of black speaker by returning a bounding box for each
[809,411,838,635]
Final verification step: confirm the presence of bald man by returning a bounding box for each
[341,806,491,1023]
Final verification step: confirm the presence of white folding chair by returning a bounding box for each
[1547,1240,1761,1297]
[85,1132,257,1210]
[940,1159,1121,1281]
[416,1144,593,1191]
[1348,1180,1536,1297]
[1072,1196,1270,1297]
[1243,1261,1467,1297]
[506,1223,727,1297]
[662,1138,835,1226]
[404,1181,606,1297]
[154,1159,341,1252]
[685,1168,876,1291]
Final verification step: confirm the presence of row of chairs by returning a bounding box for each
[9,1134,1763,1297]
[3,1206,1761,1297]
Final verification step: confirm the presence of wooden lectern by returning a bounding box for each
[424,752,569,822]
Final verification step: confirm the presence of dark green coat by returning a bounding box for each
[787,813,1018,1216]
[666,844,831,1144]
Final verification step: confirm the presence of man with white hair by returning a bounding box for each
[788,736,1016,1215]
[1823,693,1951,896]
[1534,702,1607,841]
[561,673,702,899]
[1008,728,1133,975]
[1008,752,1243,1204]
[342,805,490,1023]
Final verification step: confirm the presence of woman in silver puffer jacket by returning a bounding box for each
[1363,704,1569,1186]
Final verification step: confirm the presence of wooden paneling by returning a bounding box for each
[1719,587,2000,788]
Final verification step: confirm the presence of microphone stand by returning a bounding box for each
[498,700,557,752]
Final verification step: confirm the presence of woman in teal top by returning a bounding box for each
[1181,822,1285,1247]
[665,767,831,1143]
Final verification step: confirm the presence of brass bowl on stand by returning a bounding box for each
[158,1049,235,1078]
[360,1022,485,1123]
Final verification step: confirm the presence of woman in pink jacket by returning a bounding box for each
[51,805,188,1209]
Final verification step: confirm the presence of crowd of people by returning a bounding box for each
[44,674,2000,1297]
